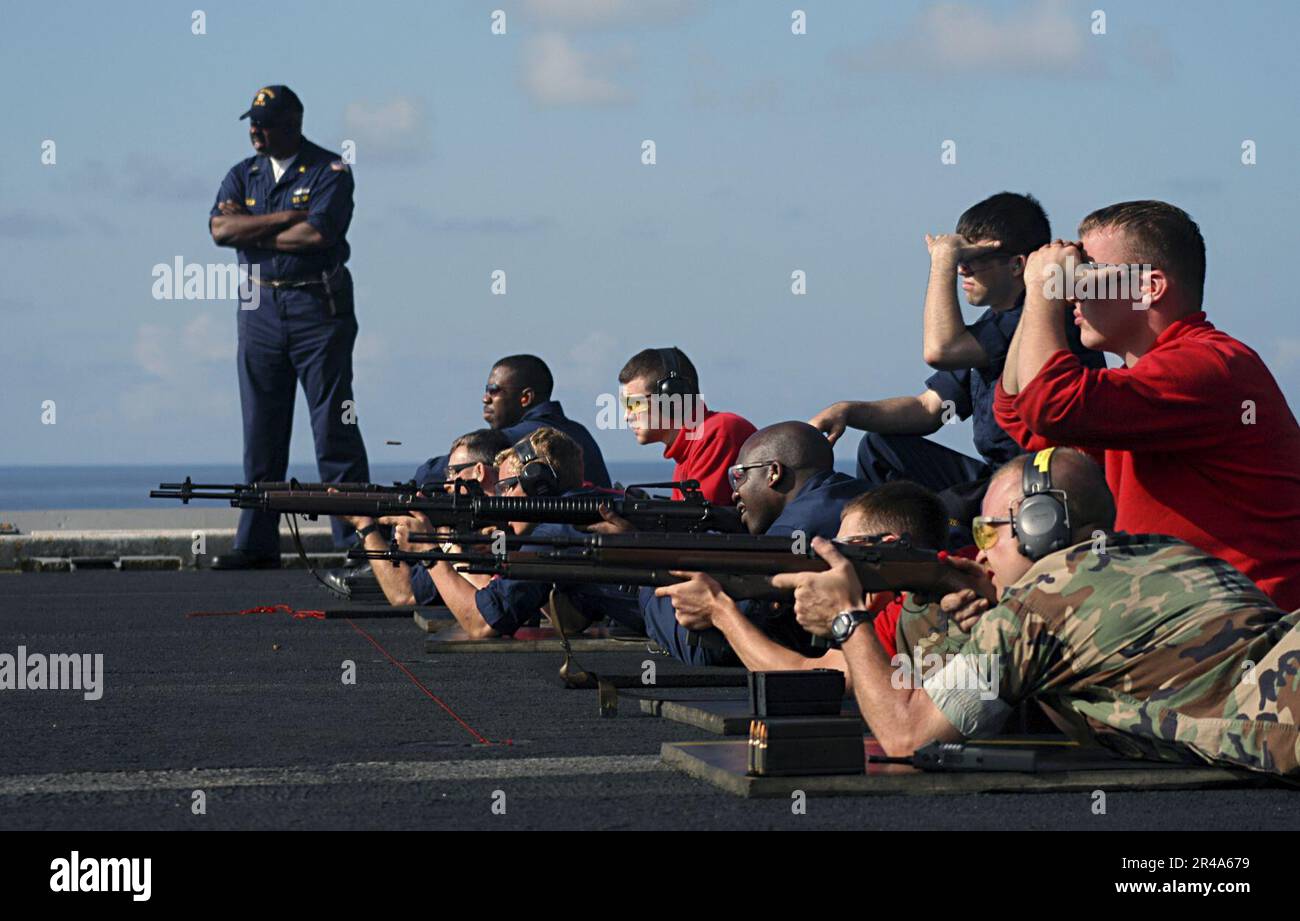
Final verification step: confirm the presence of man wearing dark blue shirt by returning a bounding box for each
[208,85,369,569]
[641,422,870,666]
[808,193,1105,540]
[414,354,611,489]
[332,428,510,606]
[425,428,638,638]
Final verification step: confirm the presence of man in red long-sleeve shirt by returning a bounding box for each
[616,347,756,505]
[994,200,1300,610]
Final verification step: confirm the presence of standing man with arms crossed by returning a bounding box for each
[208,85,369,569]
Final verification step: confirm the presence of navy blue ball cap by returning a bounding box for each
[239,85,304,122]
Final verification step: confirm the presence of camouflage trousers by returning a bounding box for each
[1219,620,1300,777]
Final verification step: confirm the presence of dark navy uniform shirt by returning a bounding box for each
[414,400,612,489]
[210,137,353,283]
[638,469,870,658]
[473,517,642,637]
[924,304,1106,467]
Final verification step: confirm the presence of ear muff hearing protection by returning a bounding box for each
[513,437,560,497]
[655,347,697,400]
[1015,447,1071,561]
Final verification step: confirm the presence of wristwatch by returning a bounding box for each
[830,609,874,644]
[355,523,380,541]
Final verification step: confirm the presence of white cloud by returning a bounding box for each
[524,0,699,28]
[134,313,233,380]
[340,96,433,163]
[121,313,236,426]
[838,0,1088,76]
[521,32,634,106]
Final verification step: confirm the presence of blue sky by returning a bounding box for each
[2,0,1298,470]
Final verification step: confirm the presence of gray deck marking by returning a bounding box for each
[0,754,663,796]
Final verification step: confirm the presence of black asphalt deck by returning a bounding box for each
[2,570,1298,830]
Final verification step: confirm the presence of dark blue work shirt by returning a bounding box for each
[473,519,642,637]
[638,470,870,663]
[410,560,439,607]
[210,137,353,284]
[415,400,612,488]
[757,469,869,541]
[924,304,1106,466]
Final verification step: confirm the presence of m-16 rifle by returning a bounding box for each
[149,477,744,534]
[351,531,986,602]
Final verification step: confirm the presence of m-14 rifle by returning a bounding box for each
[149,477,744,534]
[156,478,444,495]
[351,531,987,602]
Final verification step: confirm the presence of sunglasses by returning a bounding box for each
[622,393,654,415]
[446,461,478,475]
[972,515,1014,551]
[726,461,775,491]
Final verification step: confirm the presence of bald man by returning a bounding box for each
[658,480,986,683]
[776,448,1300,778]
[642,422,870,666]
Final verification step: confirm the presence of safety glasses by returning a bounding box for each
[727,461,774,491]
[494,476,521,496]
[622,393,654,415]
[972,514,1014,551]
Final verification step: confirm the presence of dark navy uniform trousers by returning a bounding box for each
[235,280,369,555]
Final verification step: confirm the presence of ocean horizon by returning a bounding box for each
[0,460,861,510]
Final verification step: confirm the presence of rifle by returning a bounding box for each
[351,532,985,602]
[149,477,744,534]
[155,477,447,495]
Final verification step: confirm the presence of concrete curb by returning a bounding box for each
[0,526,339,571]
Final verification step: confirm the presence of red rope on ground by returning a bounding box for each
[343,617,496,746]
[187,604,325,619]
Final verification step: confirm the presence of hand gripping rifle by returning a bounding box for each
[353,531,984,602]
[355,532,986,689]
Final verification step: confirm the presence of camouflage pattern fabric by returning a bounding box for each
[954,533,1300,778]
[896,596,969,662]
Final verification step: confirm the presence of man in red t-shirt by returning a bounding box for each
[616,347,756,505]
[994,200,1300,610]
[659,481,990,686]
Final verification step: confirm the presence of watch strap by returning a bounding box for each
[833,609,874,643]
